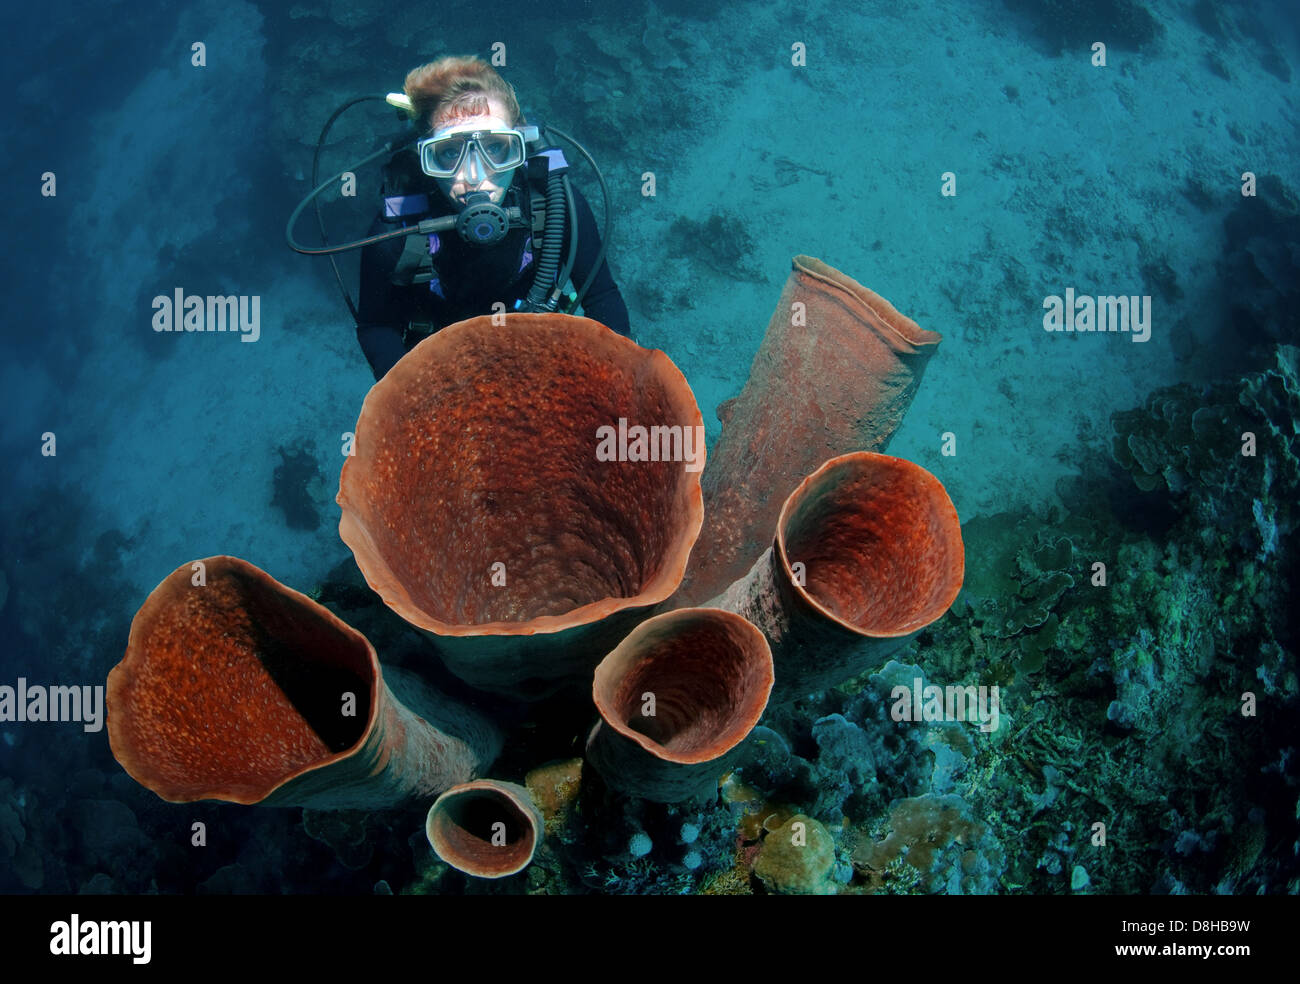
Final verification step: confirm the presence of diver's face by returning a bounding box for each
[430,100,518,208]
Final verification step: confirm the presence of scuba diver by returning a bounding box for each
[286,55,630,381]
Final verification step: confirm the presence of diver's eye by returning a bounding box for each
[482,137,512,163]
[435,139,465,169]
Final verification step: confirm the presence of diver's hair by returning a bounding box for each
[404,56,523,132]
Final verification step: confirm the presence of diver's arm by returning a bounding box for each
[355,220,410,381]
[568,185,631,337]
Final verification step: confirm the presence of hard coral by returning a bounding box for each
[754,814,837,895]
[1111,346,1299,565]
[524,759,583,837]
[853,794,1004,895]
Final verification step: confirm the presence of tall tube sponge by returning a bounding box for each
[709,452,965,706]
[106,556,501,809]
[337,313,705,699]
[585,608,773,803]
[679,255,943,606]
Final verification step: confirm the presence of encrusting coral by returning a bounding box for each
[754,814,837,895]
[852,794,1004,895]
[524,758,583,836]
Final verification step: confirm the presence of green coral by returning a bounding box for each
[955,515,1086,682]
[911,345,1298,894]
[753,815,837,895]
[852,795,1003,895]
[1111,347,1300,553]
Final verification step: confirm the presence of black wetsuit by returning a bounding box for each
[355,158,630,380]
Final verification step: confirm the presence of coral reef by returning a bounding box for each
[102,265,968,892]
[852,794,1004,895]
[713,336,1298,895]
[77,148,1298,903]
[1110,345,1298,566]
[921,346,1297,894]
[542,777,738,895]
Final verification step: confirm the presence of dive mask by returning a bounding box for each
[418,125,527,179]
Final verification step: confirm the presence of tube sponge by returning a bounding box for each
[680,254,942,605]
[709,452,964,703]
[425,780,544,879]
[107,556,496,809]
[586,608,773,803]
[337,313,705,698]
